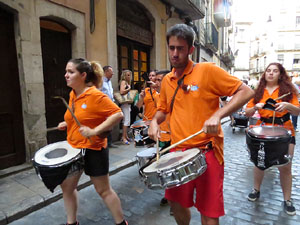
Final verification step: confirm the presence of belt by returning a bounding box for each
[260,113,290,125]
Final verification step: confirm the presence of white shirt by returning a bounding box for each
[101,76,114,101]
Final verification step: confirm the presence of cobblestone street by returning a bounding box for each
[7,122,300,224]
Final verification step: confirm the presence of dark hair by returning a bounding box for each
[156,70,171,76]
[103,65,112,72]
[166,24,195,48]
[254,62,297,103]
[68,58,103,88]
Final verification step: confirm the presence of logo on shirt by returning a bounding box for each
[81,103,87,109]
[190,85,199,91]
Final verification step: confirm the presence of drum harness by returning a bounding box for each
[259,113,290,125]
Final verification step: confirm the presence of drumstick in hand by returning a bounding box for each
[53,96,93,143]
[158,120,228,158]
[274,92,291,101]
[46,127,59,132]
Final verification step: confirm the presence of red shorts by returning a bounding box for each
[165,150,225,218]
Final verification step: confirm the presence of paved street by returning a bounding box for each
[8,123,300,224]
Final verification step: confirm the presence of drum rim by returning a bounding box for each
[143,148,201,173]
[33,141,82,167]
[247,125,291,139]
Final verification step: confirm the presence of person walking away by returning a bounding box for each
[101,65,118,148]
[57,58,128,225]
[149,24,254,225]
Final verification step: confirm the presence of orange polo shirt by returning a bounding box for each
[157,93,171,142]
[158,60,242,164]
[143,87,159,121]
[65,86,121,150]
[246,88,299,136]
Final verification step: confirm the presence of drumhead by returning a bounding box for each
[143,148,200,173]
[136,147,158,157]
[130,119,147,129]
[248,126,291,139]
[34,141,81,166]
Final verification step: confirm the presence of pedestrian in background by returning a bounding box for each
[57,58,128,225]
[245,62,300,216]
[101,65,118,148]
[119,69,133,145]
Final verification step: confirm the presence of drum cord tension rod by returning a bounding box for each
[157,120,228,160]
[53,96,93,143]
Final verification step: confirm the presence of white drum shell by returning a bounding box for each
[34,141,81,167]
[142,149,207,189]
[136,147,157,169]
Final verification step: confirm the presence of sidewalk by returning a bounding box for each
[0,141,140,225]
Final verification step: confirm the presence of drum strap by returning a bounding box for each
[170,75,186,113]
[260,113,290,125]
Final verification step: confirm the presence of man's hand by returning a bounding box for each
[202,115,221,134]
[149,120,161,141]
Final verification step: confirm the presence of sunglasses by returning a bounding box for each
[177,78,190,93]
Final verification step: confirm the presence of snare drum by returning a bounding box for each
[246,126,291,170]
[136,147,157,169]
[141,148,207,189]
[33,141,83,192]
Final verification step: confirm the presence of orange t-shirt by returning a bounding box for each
[246,88,299,136]
[65,86,121,150]
[158,60,242,164]
[143,87,159,121]
[157,93,171,142]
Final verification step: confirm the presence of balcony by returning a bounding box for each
[220,44,235,67]
[205,22,218,52]
[161,0,205,20]
[213,0,231,27]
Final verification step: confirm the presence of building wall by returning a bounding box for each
[0,0,86,161]
[0,0,183,165]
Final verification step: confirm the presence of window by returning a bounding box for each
[293,54,300,64]
[278,54,284,65]
[278,35,284,50]
[295,35,300,49]
[296,16,300,27]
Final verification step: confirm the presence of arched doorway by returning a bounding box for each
[40,19,72,144]
[0,7,26,169]
[116,0,153,85]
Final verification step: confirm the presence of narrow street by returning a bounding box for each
[9,123,300,225]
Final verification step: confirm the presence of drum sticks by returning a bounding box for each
[157,120,228,158]
[274,92,291,101]
[46,127,59,132]
[53,96,93,143]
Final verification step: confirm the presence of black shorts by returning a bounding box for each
[291,136,296,145]
[83,148,109,177]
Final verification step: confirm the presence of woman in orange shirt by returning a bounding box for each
[57,58,127,225]
[245,62,300,216]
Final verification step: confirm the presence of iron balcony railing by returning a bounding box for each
[205,22,218,52]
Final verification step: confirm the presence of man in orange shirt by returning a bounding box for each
[149,24,254,225]
[136,70,159,123]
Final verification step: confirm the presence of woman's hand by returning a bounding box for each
[79,126,96,137]
[275,102,290,112]
[57,121,67,130]
[140,89,145,98]
[254,103,264,110]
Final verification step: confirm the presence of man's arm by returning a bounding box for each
[203,83,254,134]
[149,111,166,141]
